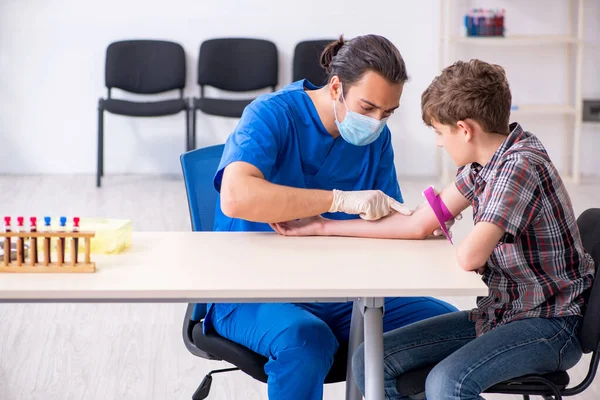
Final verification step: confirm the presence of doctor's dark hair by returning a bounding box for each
[320,34,408,94]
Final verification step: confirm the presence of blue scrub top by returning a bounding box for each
[213,79,403,232]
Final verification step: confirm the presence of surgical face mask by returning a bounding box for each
[333,85,388,146]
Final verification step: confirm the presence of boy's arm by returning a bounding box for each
[455,222,504,271]
[456,157,542,271]
[274,182,471,239]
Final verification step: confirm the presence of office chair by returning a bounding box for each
[97,39,190,187]
[292,39,334,86]
[189,38,278,150]
[396,208,600,400]
[180,145,351,399]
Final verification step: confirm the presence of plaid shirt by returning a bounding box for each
[455,123,595,336]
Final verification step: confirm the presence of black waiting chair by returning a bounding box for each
[396,208,600,400]
[180,145,350,399]
[293,39,334,87]
[189,38,278,150]
[97,39,190,187]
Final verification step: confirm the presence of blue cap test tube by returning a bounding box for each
[58,217,67,262]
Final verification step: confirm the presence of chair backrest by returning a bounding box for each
[105,40,186,94]
[577,208,600,353]
[180,144,225,232]
[180,144,225,359]
[197,38,278,92]
[293,39,334,86]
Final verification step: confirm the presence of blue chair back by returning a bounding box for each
[180,144,224,232]
[180,144,225,323]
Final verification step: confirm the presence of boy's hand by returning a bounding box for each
[432,212,463,237]
[425,186,463,238]
[270,216,327,237]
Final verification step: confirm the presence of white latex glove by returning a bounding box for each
[329,189,413,221]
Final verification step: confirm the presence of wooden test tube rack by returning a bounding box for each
[0,231,95,273]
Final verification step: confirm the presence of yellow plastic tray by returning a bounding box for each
[37,217,132,255]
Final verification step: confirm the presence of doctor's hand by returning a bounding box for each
[329,189,412,221]
[270,216,325,237]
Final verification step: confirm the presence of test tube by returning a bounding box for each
[57,216,66,266]
[30,217,38,265]
[472,9,480,36]
[465,10,474,37]
[485,9,494,37]
[72,217,80,265]
[477,9,485,36]
[16,216,24,266]
[43,216,51,266]
[3,216,11,266]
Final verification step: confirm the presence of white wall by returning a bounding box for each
[0,0,599,177]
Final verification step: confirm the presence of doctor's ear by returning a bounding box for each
[329,76,342,101]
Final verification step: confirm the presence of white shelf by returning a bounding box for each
[510,104,576,116]
[445,35,580,46]
[438,0,585,184]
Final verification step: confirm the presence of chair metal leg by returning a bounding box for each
[100,126,104,177]
[96,106,104,188]
[190,108,197,151]
[192,367,240,400]
[522,395,530,400]
[185,107,191,152]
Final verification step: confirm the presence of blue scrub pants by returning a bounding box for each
[211,297,457,400]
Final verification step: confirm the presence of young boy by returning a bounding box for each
[270,59,595,399]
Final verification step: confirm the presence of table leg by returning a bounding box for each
[362,297,385,400]
[345,300,364,400]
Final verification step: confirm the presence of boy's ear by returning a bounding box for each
[456,120,474,142]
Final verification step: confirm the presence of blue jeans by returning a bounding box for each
[210,297,457,400]
[352,311,583,400]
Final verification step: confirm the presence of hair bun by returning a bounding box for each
[320,35,345,70]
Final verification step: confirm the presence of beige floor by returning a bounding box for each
[0,175,598,400]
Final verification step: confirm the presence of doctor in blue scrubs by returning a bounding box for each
[208,34,458,400]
